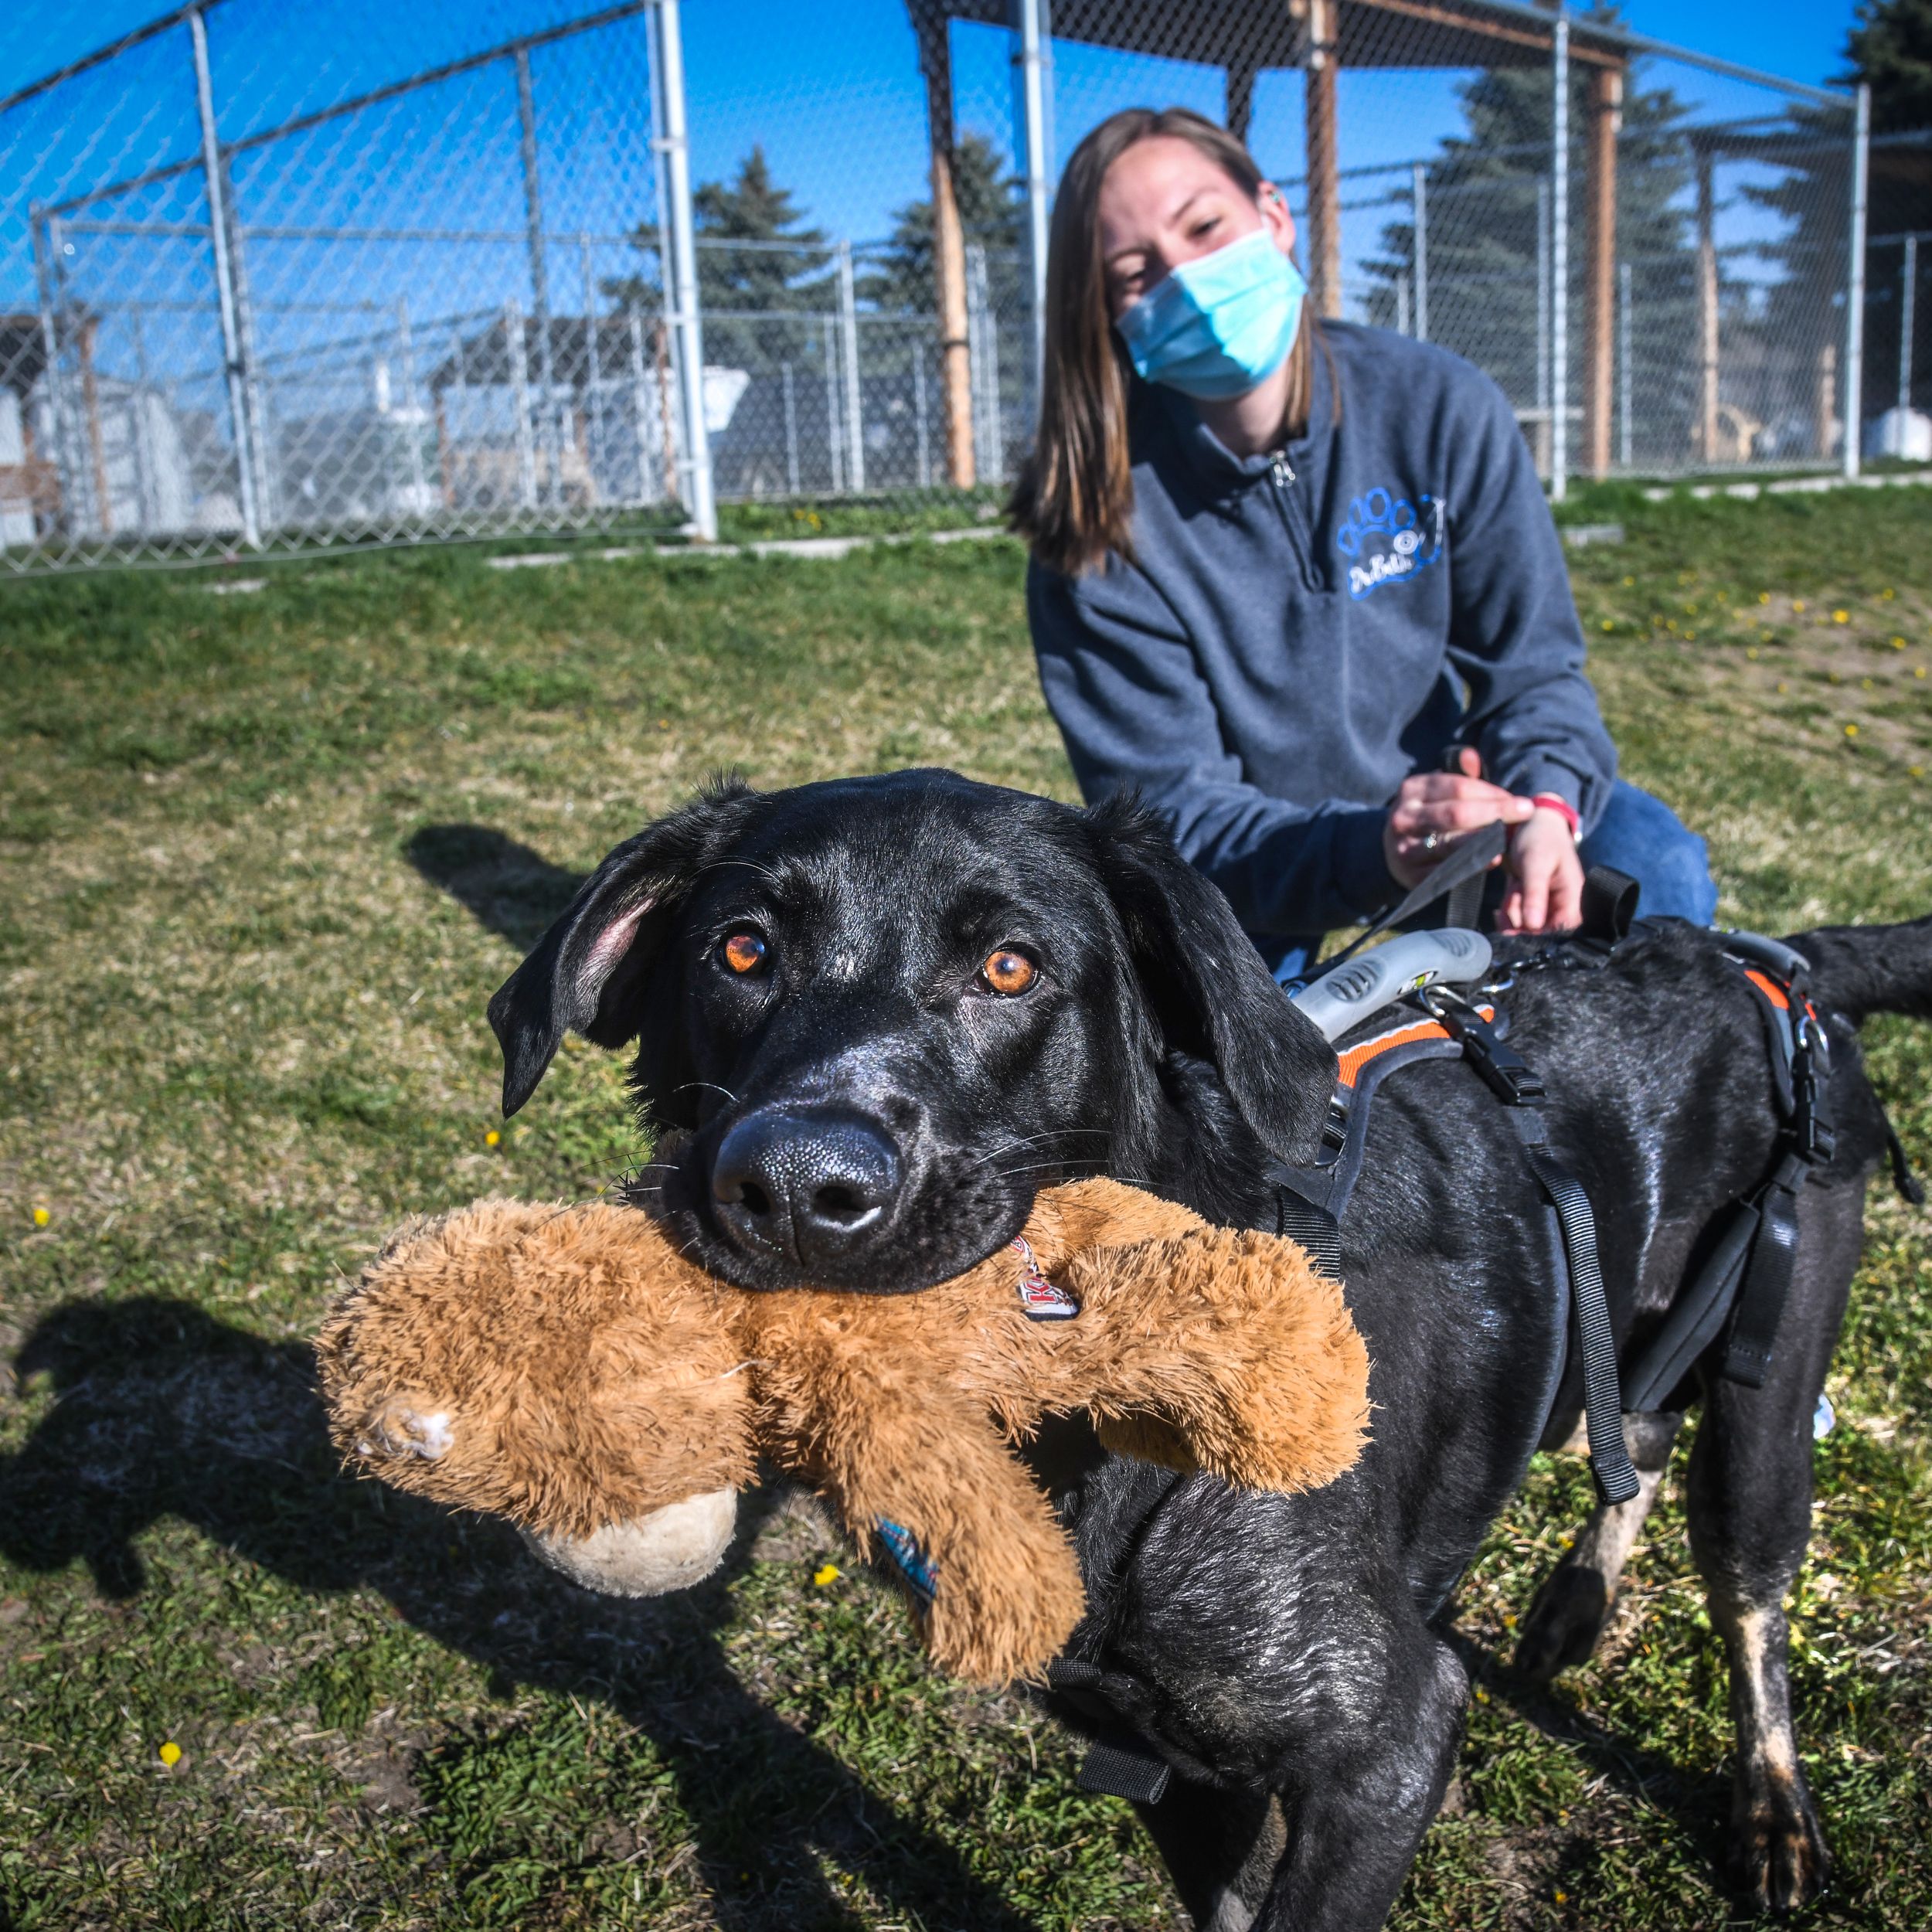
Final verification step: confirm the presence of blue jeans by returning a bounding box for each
[1270,781,1716,985]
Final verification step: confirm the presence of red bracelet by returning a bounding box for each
[1531,793,1582,842]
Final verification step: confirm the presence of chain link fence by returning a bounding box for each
[0,0,1886,573]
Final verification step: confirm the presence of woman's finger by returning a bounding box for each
[1391,795,1533,838]
[1397,771,1524,808]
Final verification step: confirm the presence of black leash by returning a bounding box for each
[1317,819,1509,973]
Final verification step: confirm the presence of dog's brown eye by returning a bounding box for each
[981,948,1036,996]
[721,932,767,975]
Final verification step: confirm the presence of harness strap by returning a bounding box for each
[1048,1660,1172,1804]
[1420,991,1640,1506]
[1511,1110,1641,1505]
[1719,1151,1808,1389]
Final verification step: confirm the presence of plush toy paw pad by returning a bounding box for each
[357,1400,455,1462]
[520,1488,738,1597]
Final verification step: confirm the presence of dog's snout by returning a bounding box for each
[710,1107,903,1269]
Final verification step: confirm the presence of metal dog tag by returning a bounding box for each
[1012,1234,1080,1321]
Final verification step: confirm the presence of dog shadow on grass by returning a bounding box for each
[405,824,585,952]
[0,1295,1044,1932]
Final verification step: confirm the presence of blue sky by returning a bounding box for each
[0,0,1867,377]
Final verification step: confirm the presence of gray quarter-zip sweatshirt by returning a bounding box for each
[1028,321,1616,965]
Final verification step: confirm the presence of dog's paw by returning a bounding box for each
[1731,1773,1832,1917]
[1512,1560,1611,1682]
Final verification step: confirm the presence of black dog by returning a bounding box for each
[489,769,1930,1930]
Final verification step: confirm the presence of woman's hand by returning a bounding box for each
[1382,767,1535,889]
[1496,809,1584,935]
[1382,750,1583,935]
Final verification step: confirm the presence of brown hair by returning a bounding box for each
[1009,107,1315,577]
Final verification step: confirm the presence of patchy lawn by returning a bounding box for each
[2,488,1929,1930]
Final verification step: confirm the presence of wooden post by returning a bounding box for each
[917,5,975,489]
[1304,0,1342,318]
[1227,58,1256,145]
[1583,63,1622,478]
[1695,149,1718,464]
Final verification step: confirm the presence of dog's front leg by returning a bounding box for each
[1246,1628,1468,1932]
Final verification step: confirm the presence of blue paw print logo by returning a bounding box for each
[1334,486,1444,600]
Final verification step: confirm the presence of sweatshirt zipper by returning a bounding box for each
[1267,451,1324,592]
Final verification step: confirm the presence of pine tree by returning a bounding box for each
[1363,7,1696,463]
[1847,0,1932,133]
[606,145,831,373]
[862,132,1025,319]
[1742,0,1931,443]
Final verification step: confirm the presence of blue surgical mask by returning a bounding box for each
[1115,227,1306,401]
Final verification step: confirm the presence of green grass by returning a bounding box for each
[2,495,1930,1930]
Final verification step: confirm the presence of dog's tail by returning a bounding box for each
[1787,913,1932,1025]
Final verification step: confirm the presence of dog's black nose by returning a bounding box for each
[709,1107,903,1269]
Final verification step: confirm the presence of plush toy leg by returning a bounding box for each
[520,1487,739,1597]
[753,1325,1087,1687]
[1026,1229,1371,1495]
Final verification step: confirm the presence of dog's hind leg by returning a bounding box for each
[1514,1408,1683,1682]
[1684,1181,1862,1917]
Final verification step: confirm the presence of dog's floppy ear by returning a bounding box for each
[1087,794,1337,1167]
[486,781,760,1117]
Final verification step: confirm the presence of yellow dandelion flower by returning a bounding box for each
[32,1206,49,1228]
[1759,591,1771,604]
[1600,618,1613,631]
[1833,609,1849,624]
[1912,765,1925,778]
[484,1128,502,1148]
[1845,724,1859,738]
[1794,599,1807,613]
[1747,648,1759,660]
[1622,574,1634,587]
[1919,666,1928,679]
[813,1563,841,1587]
[158,1741,182,1767]
[1777,681,1789,692]
[1894,638,1907,650]
[1883,587,1896,599]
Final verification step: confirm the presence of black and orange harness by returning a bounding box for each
[1267,892,1852,1516]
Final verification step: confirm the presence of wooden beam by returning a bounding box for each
[917,8,975,489]
[1695,151,1718,464]
[1349,0,1625,68]
[1584,64,1622,478]
[1305,0,1343,319]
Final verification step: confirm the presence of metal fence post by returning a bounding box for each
[1618,259,1633,468]
[580,232,601,502]
[396,295,427,514]
[1536,175,1551,476]
[219,154,274,528]
[1012,0,1052,399]
[1411,161,1428,342]
[648,0,716,538]
[189,3,260,547]
[837,239,866,493]
[966,241,1002,481]
[1549,5,1570,502]
[506,301,537,507]
[628,308,655,502]
[515,47,563,506]
[913,335,931,488]
[1902,236,1919,416]
[27,212,73,539]
[824,318,843,491]
[1843,82,1869,480]
[781,361,801,495]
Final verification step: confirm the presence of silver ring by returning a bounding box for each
[1420,830,1443,854]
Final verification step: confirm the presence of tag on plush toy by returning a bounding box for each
[874,1516,939,1607]
[1012,1234,1080,1321]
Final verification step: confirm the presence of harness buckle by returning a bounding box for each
[1418,986,1546,1107]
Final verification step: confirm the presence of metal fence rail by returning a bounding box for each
[0,0,1888,573]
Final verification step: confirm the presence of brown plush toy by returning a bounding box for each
[318,1179,1369,1685]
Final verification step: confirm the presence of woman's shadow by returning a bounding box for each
[0,1296,1041,1931]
